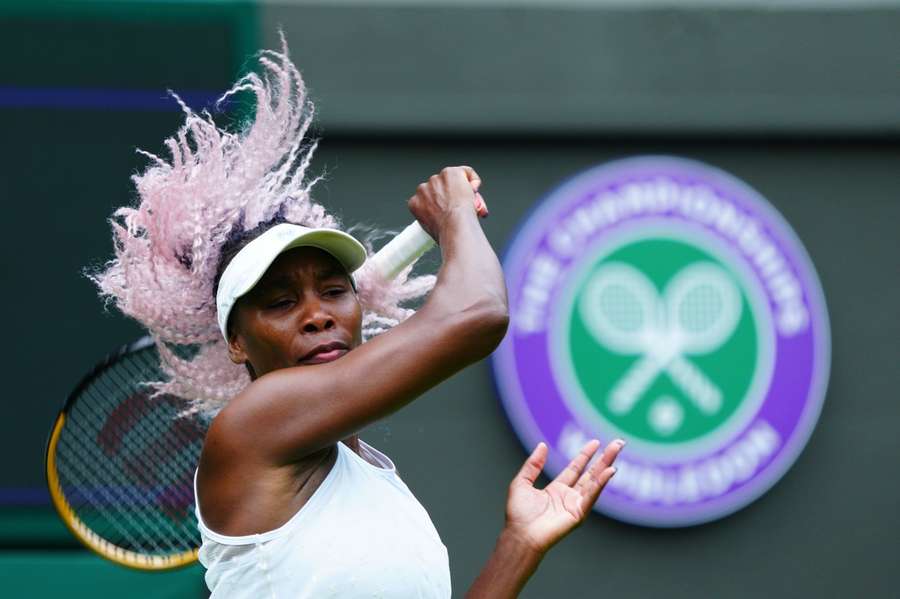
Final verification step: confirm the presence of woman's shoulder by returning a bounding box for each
[197,435,340,537]
[202,375,299,459]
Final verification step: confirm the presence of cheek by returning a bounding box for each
[343,299,364,344]
[239,314,295,360]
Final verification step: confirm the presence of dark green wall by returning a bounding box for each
[263,3,900,135]
[1,1,898,597]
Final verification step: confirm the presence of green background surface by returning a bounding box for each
[2,1,899,597]
[0,553,206,598]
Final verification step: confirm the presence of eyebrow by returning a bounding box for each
[257,266,349,292]
[314,266,349,281]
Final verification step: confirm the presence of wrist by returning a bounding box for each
[444,205,477,227]
[435,205,477,239]
[498,526,547,563]
[464,526,545,599]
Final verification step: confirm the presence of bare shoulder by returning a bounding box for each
[203,381,276,460]
[198,393,256,484]
[202,369,327,465]
[197,391,340,534]
[197,384,293,526]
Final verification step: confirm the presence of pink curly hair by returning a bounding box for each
[92,38,435,418]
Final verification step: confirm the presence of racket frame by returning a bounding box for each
[44,336,199,571]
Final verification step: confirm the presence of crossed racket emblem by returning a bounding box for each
[578,262,742,423]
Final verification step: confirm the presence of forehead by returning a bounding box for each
[254,246,349,289]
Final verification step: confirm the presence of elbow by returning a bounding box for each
[482,302,510,348]
[462,298,509,358]
[424,288,510,362]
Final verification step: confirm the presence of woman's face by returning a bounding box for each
[227,246,363,378]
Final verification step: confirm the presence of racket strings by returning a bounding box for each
[77,413,194,550]
[53,345,203,557]
[96,361,191,485]
[57,417,171,555]
[60,397,199,553]
[89,360,185,492]
[62,390,185,553]
[57,430,169,555]
[90,368,200,546]
[111,351,201,486]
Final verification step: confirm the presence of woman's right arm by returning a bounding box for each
[211,166,509,463]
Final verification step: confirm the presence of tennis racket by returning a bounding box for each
[45,219,443,571]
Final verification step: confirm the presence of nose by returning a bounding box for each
[300,297,335,333]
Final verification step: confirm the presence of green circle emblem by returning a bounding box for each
[552,227,775,460]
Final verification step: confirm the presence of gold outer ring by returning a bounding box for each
[46,413,199,571]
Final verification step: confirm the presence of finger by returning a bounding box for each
[553,439,601,487]
[474,192,489,218]
[597,438,625,468]
[457,165,482,190]
[514,442,548,487]
[576,439,625,492]
[578,465,618,514]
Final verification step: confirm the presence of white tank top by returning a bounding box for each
[194,440,452,598]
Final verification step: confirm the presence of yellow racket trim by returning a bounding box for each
[46,413,199,571]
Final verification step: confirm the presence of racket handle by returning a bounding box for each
[366,221,436,280]
[367,178,486,279]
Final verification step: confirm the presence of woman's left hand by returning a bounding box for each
[504,438,625,555]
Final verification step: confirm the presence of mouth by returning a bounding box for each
[298,341,350,365]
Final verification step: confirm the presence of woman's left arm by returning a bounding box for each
[465,439,625,599]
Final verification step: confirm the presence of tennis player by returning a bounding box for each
[95,42,623,598]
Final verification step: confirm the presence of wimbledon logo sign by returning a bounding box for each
[491,157,830,527]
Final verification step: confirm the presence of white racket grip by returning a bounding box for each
[366,221,436,280]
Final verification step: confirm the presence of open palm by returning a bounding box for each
[505,439,624,553]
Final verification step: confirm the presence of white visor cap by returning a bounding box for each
[215,223,367,340]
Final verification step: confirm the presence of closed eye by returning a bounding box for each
[268,299,295,309]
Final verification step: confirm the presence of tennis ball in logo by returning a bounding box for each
[564,238,758,446]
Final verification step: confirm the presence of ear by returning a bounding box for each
[226,330,248,365]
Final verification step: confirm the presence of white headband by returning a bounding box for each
[215,223,367,340]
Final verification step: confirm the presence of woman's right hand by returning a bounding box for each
[408,166,488,242]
